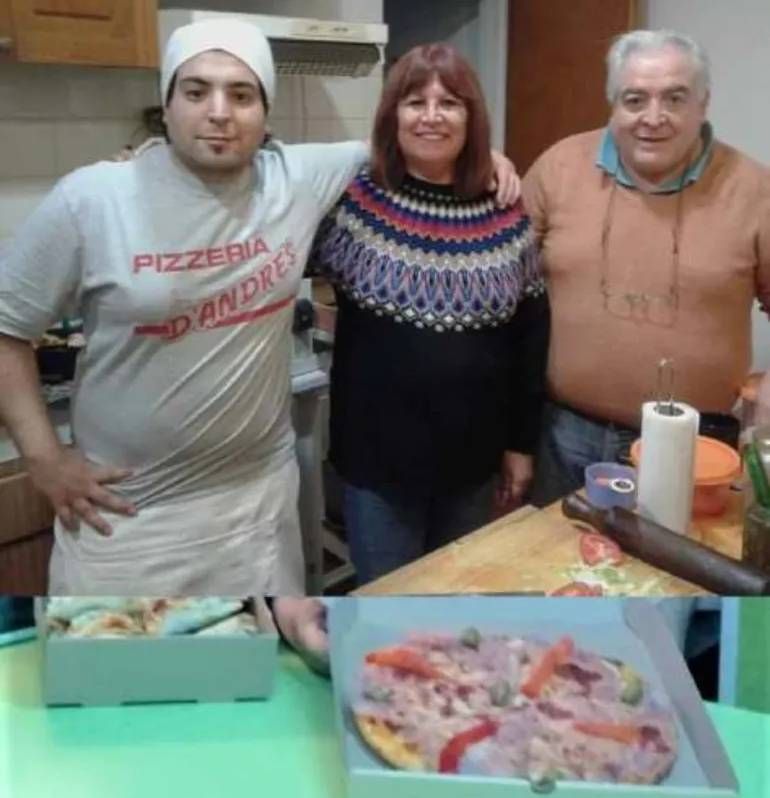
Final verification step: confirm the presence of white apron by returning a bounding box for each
[48,458,304,596]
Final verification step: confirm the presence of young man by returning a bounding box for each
[0,19,372,595]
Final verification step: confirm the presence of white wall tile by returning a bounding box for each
[0,122,57,178]
[53,120,139,174]
[66,70,158,119]
[338,117,372,140]
[304,117,370,142]
[0,65,71,119]
[122,72,162,112]
[303,119,337,143]
[271,75,304,119]
[268,117,305,144]
[271,116,368,144]
[301,74,381,119]
[0,64,156,120]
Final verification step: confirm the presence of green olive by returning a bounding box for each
[487,680,512,707]
[460,626,482,650]
[619,664,644,705]
[363,684,393,703]
[529,770,557,793]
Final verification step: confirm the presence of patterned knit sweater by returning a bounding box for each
[309,171,550,494]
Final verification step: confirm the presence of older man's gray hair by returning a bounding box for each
[605,29,711,104]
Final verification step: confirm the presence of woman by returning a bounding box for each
[310,43,550,585]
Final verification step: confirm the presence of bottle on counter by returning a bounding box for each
[739,370,770,448]
[757,370,770,426]
[743,430,770,573]
[743,502,770,574]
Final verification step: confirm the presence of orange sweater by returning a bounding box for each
[523,129,770,428]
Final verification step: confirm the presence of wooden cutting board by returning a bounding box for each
[354,491,745,596]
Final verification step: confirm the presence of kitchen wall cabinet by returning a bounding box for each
[0,460,54,594]
[0,0,159,68]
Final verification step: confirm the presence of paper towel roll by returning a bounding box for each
[636,401,699,535]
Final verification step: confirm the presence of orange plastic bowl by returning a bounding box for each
[629,435,741,517]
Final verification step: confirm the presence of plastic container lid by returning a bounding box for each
[629,435,740,486]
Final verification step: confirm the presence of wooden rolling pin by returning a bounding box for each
[562,493,770,595]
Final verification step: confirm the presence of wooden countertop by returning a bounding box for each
[354,491,744,597]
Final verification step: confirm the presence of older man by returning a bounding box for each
[524,29,770,506]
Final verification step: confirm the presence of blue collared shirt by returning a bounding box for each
[596,122,714,193]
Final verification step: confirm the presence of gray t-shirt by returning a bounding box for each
[0,139,367,507]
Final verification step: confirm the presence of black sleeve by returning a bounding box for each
[507,290,550,453]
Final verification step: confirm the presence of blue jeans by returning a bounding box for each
[343,478,496,585]
[531,401,638,508]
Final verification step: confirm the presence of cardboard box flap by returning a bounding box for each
[624,600,738,792]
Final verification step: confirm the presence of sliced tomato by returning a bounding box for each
[579,532,624,567]
[550,581,604,597]
[365,646,444,680]
[520,636,575,699]
[573,721,640,745]
[438,717,498,773]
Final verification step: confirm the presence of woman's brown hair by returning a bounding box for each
[370,43,493,198]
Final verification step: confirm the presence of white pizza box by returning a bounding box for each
[329,597,739,798]
[35,596,278,706]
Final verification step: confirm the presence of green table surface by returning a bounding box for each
[1,639,767,798]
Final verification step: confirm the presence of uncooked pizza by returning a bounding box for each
[352,629,678,787]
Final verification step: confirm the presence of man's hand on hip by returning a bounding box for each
[27,448,136,536]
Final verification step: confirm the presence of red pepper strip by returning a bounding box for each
[579,532,624,567]
[365,647,445,680]
[520,636,575,699]
[573,721,641,745]
[438,717,499,773]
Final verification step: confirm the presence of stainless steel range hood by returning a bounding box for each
[158,9,388,77]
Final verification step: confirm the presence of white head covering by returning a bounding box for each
[160,18,275,110]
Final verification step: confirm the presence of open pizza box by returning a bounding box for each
[329,597,739,798]
[34,596,278,706]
